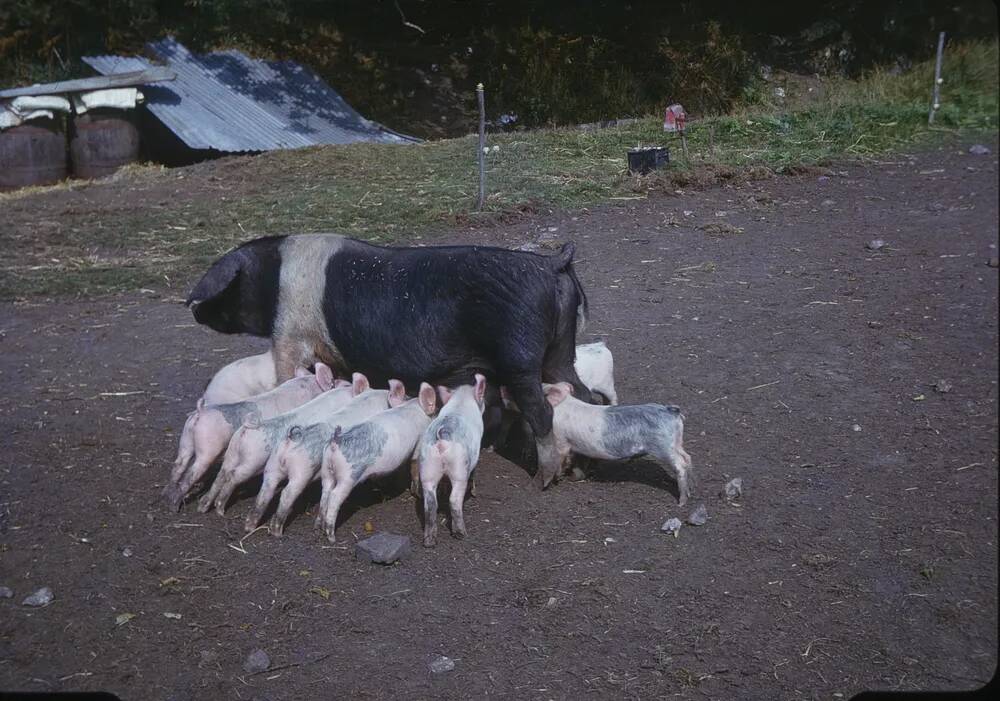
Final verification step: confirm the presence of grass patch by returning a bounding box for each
[1,40,996,300]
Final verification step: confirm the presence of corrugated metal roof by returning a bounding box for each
[0,67,175,99]
[83,37,418,152]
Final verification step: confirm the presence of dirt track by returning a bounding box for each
[1,141,997,699]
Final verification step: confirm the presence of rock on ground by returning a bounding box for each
[355,533,412,565]
[687,504,709,526]
[243,649,271,674]
[430,655,455,673]
[21,587,53,607]
[661,517,682,536]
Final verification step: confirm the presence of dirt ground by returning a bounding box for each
[1,141,997,700]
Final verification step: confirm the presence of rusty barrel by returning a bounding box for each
[0,118,68,191]
[70,108,139,179]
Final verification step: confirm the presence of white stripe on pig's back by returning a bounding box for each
[273,235,345,367]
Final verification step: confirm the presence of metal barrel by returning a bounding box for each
[0,118,68,191]
[69,108,139,179]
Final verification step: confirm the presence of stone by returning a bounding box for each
[355,533,412,565]
[430,655,455,674]
[866,239,886,251]
[968,144,991,155]
[686,504,709,526]
[988,257,999,268]
[0,586,13,599]
[243,649,270,674]
[660,517,682,537]
[21,587,53,607]
[933,379,952,394]
[723,477,743,500]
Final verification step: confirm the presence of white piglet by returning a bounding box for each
[574,341,618,405]
[199,373,397,516]
[247,380,409,535]
[165,363,336,511]
[201,350,278,406]
[319,383,438,543]
[418,374,487,547]
[538,382,693,504]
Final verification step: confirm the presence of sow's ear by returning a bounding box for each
[186,236,283,336]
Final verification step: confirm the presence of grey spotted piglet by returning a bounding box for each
[247,379,409,535]
[165,363,336,511]
[537,382,693,504]
[418,374,487,547]
[198,373,396,516]
[200,350,278,406]
[318,383,438,543]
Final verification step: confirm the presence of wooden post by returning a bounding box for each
[928,31,946,125]
[477,83,486,211]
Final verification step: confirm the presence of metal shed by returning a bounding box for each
[83,37,418,156]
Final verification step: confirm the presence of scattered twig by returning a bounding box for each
[394,1,426,34]
[955,462,983,471]
[250,652,334,676]
[746,380,780,391]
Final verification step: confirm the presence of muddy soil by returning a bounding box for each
[1,142,997,699]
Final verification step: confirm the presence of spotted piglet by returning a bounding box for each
[198,373,396,516]
[249,380,410,536]
[165,363,336,511]
[537,382,693,504]
[318,383,438,543]
[418,374,487,547]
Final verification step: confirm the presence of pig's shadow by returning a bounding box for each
[225,469,413,532]
[493,418,685,503]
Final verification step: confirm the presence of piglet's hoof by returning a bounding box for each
[163,488,184,513]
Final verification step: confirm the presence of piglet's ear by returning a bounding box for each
[314,363,335,390]
[543,383,571,407]
[294,366,311,378]
[388,379,406,407]
[334,379,352,389]
[473,374,487,406]
[436,385,453,406]
[418,382,437,416]
[352,372,370,395]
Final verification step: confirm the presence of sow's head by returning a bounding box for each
[185,236,284,336]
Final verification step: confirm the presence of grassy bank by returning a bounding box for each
[1,40,996,300]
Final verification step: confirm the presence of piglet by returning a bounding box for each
[201,350,277,406]
[537,382,693,504]
[574,341,618,405]
[318,382,437,543]
[418,374,487,547]
[165,363,336,511]
[246,379,408,535]
[198,373,394,516]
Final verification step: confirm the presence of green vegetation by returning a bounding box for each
[0,40,996,300]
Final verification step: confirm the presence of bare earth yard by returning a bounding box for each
[1,141,997,699]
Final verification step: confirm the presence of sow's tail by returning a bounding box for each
[550,241,589,335]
